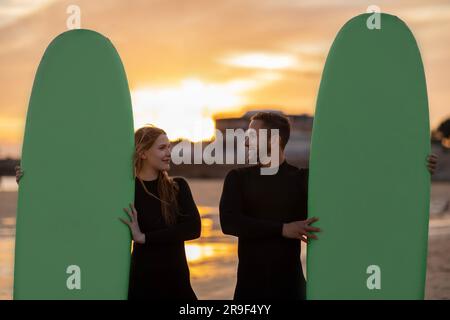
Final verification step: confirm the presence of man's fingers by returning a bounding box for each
[305,233,318,240]
[300,236,308,244]
[305,226,321,232]
[306,217,319,224]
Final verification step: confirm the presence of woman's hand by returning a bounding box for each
[15,165,23,184]
[427,153,438,175]
[119,203,146,244]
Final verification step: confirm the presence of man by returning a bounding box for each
[219,111,438,300]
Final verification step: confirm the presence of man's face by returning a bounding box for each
[246,119,264,148]
[245,119,281,163]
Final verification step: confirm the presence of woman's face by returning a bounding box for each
[141,134,172,171]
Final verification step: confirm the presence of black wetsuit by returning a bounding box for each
[219,160,309,300]
[128,176,201,300]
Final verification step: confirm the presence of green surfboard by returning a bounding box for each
[306,14,430,299]
[14,30,134,299]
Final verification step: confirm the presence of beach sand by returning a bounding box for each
[0,180,449,300]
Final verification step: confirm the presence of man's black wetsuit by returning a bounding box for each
[219,160,309,300]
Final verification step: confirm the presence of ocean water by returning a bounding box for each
[0,176,16,192]
[2,178,448,299]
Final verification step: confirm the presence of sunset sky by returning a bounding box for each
[0,0,449,157]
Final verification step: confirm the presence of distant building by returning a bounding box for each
[289,114,314,133]
[215,110,313,135]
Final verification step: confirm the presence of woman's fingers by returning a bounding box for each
[427,155,438,169]
[123,208,134,221]
[130,203,138,217]
[428,162,436,174]
[119,217,130,227]
[15,166,23,177]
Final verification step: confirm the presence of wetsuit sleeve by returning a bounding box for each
[299,168,309,220]
[219,169,283,239]
[144,178,201,243]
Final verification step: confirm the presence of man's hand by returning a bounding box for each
[427,154,438,175]
[282,217,321,243]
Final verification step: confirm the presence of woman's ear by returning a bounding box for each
[140,151,147,160]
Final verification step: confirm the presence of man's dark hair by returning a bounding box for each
[250,112,291,150]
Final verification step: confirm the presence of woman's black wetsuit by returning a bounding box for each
[128,176,201,300]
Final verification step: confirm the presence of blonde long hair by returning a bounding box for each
[133,125,180,225]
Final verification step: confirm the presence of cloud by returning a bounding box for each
[0,0,56,28]
[401,4,450,24]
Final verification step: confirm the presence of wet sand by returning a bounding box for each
[0,180,449,300]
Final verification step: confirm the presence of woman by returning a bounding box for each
[122,124,201,300]
[16,124,201,300]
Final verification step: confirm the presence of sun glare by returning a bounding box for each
[221,52,299,70]
[131,78,254,142]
